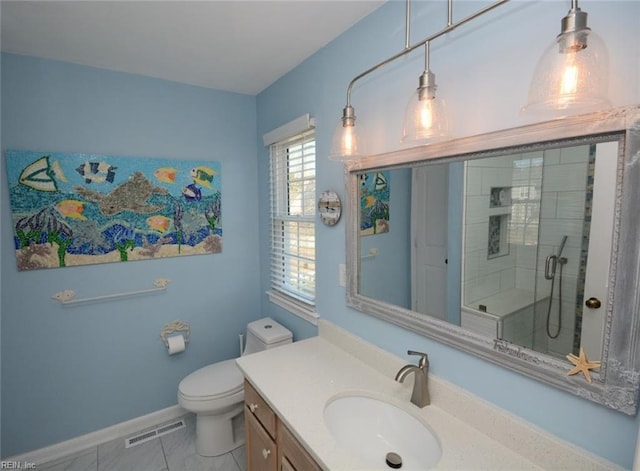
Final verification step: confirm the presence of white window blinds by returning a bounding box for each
[269,129,316,305]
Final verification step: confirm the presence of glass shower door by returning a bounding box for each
[461,142,613,359]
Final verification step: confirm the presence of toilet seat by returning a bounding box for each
[178,359,243,401]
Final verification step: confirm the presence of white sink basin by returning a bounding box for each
[324,395,442,470]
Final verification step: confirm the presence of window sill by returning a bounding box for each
[267,290,319,326]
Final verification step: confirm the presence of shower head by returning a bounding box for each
[558,235,568,257]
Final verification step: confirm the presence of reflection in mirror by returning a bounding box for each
[460,143,617,362]
[347,106,640,414]
[358,141,619,363]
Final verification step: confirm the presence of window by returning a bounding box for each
[268,128,317,322]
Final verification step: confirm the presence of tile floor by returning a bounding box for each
[38,414,246,471]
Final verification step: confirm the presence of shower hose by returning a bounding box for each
[546,258,566,339]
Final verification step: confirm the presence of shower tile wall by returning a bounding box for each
[464,153,541,309]
[464,155,519,306]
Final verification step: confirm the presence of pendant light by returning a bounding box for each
[521,0,610,117]
[402,42,451,144]
[329,0,510,161]
[329,104,366,161]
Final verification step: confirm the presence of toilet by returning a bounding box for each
[177,317,293,456]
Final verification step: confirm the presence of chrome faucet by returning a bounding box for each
[395,350,430,408]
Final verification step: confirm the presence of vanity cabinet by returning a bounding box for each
[246,409,277,471]
[277,420,321,471]
[244,379,321,471]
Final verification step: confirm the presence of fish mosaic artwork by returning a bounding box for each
[154,167,178,184]
[74,172,168,216]
[359,171,390,236]
[5,150,222,271]
[76,161,117,184]
[18,155,68,191]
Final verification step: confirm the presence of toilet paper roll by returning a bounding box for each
[167,334,186,355]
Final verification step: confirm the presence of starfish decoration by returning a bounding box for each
[566,347,601,383]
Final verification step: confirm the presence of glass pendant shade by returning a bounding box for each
[329,106,366,160]
[522,17,610,117]
[402,71,451,145]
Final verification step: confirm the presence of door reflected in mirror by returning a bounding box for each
[348,107,640,414]
[358,141,619,362]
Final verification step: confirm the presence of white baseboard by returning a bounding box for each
[7,404,188,466]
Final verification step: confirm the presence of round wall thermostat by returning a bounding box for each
[318,190,341,226]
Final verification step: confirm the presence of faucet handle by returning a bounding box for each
[408,350,429,368]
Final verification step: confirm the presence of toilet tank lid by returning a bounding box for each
[248,317,292,344]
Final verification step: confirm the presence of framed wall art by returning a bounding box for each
[5,150,222,270]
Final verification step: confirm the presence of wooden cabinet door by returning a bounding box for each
[245,380,277,438]
[243,377,322,471]
[280,457,295,471]
[245,408,277,471]
[277,421,322,471]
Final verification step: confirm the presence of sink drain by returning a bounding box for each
[385,452,402,469]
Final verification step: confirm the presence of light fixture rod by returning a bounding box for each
[448,0,453,27]
[345,0,510,106]
[405,0,411,50]
[424,41,430,71]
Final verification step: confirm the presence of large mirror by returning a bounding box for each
[345,106,640,414]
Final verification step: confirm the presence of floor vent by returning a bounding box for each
[125,419,186,448]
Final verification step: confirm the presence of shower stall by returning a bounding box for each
[461,143,602,359]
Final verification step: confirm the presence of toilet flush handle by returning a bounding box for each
[249,403,258,412]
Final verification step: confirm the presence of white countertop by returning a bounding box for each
[236,320,620,471]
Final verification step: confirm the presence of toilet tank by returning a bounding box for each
[243,317,292,355]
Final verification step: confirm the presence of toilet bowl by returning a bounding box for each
[178,317,292,456]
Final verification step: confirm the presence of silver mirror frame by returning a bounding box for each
[345,106,640,415]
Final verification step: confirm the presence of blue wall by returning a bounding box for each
[1,53,261,456]
[359,168,412,308]
[256,1,640,468]
[2,0,640,467]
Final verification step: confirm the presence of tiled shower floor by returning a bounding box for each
[38,414,246,471]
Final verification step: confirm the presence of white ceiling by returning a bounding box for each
[1,0,384,95]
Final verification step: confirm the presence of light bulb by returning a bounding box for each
[556,51,580,108]
[417,98,434,134]
[559,55,579,97]
[341,125,356,155]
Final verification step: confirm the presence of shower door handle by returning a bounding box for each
[544,255,557,280]
[585,297,602,309]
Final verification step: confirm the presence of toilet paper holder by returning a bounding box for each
[160,320,190,348]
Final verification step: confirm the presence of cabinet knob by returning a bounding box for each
[262,448,271,460]
[249,403,258,412]
[585,297,602,309]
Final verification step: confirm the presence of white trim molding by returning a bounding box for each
[267,290,319,326]
[7,405,187,467]
[262,113,315,146]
